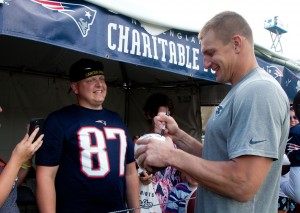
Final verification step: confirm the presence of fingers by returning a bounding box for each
[135,137,151,145]
[33,139,43,152]
[33,133,44,144]
[21,128,44,154]
[135,152,146,169]
[154,113,171,134]
[154,114,165,129]
[144,165,154,174]
[20,132,30,143]
[134,144,147,160]
[140,174,153,185]
[31,133,44,153]
[27,127,40,143]
[136,153,155,174]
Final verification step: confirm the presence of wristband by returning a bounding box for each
[21,161,32,170]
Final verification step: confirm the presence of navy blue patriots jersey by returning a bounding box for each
[286,124,300,167]
[36,104,135,212]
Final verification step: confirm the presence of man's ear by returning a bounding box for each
[232,35,242,52]
[70,82,78,94]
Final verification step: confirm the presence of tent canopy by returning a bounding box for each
[1,0,299,99]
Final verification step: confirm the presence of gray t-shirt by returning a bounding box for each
[195,67,289,213]
[0,167,20,213]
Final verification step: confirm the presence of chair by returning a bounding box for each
[185,188,197,213]
[17,185,37,213]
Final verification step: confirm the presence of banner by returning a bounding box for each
[0,0,299,99]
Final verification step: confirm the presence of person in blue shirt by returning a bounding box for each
[35,58,140,213]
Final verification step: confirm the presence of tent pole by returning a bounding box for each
[119,62,131,126]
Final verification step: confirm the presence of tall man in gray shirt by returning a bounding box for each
[135,11,289,213]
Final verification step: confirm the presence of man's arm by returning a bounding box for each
[36,165,58,213]
[135,137,272,202]
[170,149,273,202]
[137,113,273,202]
[125,162,140,213]
[172,129,203,157]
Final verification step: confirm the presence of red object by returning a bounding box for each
[185,188,197,213]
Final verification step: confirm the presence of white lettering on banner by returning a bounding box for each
[107,22,201,71]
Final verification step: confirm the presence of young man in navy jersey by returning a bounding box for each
[35,58,140,213]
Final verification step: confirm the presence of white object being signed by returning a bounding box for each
[134,133,166,172]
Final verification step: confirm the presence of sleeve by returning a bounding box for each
[228,80,288,160]
[35,113,65,166]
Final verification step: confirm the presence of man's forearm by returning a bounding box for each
[173,129,202,156]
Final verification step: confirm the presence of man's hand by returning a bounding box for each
[134,136,174,173]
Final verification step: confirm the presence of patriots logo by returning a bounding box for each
[95,120,106,126]
[213,105,223,120]
[286,143,300,155]
[216,105,223,115]
[31,0,97,37]
[266,65,283,79]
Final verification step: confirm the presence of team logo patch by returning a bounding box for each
[266,65,283,79]
[96,120,106,126]
[213,105,223,120]
[286,143,300,155]
[31,0,97,37]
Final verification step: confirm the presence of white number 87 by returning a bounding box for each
[78,127,127,177]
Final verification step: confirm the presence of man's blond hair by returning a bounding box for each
[198,11,253,45]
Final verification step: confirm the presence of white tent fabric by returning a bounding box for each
[86,0,204,33]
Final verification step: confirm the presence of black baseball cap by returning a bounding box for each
[69,58,104,82]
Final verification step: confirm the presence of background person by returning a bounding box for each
[280,92,300,213]
[290,106,299,128]
[278,106,299,213]
[165,171,197,213]
[0,106,43,212]
[35,58,139,213]
[135,11,290,213]
[134,93,181,212]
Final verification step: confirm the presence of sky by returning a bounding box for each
[194,0,300,61]
[163,0,300,61]
[88,0,299,60]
